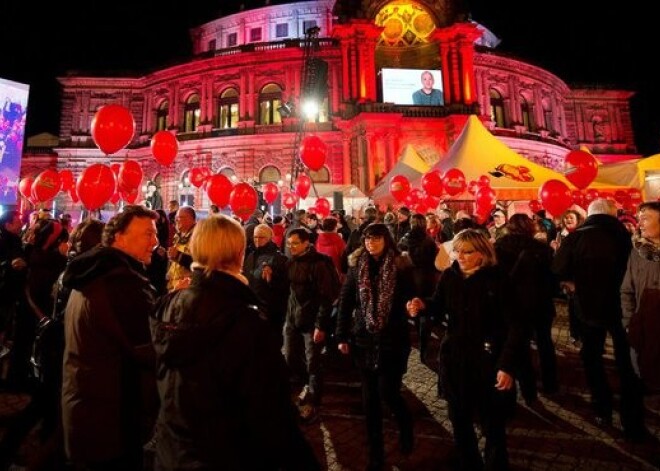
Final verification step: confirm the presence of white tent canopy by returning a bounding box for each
[369,144,431,204]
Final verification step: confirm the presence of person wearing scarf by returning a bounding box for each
[336,223,416,471]
[408,229,523,471]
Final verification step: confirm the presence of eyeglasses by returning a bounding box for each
[287,241,302,248]
[364,235,384,242]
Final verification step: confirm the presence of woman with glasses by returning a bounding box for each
[336,223,416,471]
[407,229,523,471]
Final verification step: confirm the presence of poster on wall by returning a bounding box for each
[0,77,29,206]
[381,68,443,106]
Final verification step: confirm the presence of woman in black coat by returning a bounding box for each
[408,229,523,471]
[336,223,416,471]
[150,216,319,471]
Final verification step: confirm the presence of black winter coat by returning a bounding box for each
[243,241,289,325]
[428,263,523,401]
[552,214,632,327]
[150,269,319,471]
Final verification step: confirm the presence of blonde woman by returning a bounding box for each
[408,229,523,471]
[150,216,319,471]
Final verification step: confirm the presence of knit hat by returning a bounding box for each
[398,206,411,217]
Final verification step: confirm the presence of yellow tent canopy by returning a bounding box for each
[596,154,660,200]
[426,115,624,200]
[370,144,431,203]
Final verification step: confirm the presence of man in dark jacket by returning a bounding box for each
[244,223,289,346]
[553,198,647,441]
[284,228,337,423]
[61,205,159,469]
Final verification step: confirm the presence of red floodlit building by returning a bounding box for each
[21,0,640,214]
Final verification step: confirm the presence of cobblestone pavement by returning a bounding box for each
[1,301,659,470]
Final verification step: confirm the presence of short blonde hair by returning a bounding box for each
[452,228,497,267]
[190,215,245,276]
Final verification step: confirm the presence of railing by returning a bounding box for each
[196,37,339,60]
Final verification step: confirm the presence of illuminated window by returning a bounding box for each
[276,23,288,38]
[179,169,194,207]
[259,84,283,125]
[489,89,506,128]
[217,88,239,129]
[250,28,262,42]
[375,2,436,46]
[302,20,317,34]
[183,94,201,132]
[219,167,236,180]
[259,165,281,183]
[156,100,169,131]
[309,166,330,183]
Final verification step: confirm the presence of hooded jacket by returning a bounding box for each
[61,246,157,464]
[150,269,319,471]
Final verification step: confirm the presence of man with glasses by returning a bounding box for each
[283,228,338,424]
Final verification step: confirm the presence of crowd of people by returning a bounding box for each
[0,196,658,471]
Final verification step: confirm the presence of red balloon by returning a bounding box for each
[205,174,234,208]
[584,188,600,206]
[421,170,444,197]
[405,188,424,208]
[262,182,279,205]
[475,186,497,213]
[528,200,543,213]
[230,182,258,221]
[423,194,440,212]
[110,191,121,205]
[32,169,62,203]
[118,160,143,192]
[539,179,572,217]
[300,135,327,171]
[571,190,587,209]
[442,168,467,197]
[150,131,178,166]
[628,188,643,207]
[282,192,298,210]
[477,175,491,188]
[564,150,598,190]
[190,167,211,188]
[59,169,74,192]
[77,164,116,210]
[120,187,139,204]
[18,176,35,201]
[389,175,411,203]
[315,197,331,219]
[295,174,312,200]
[110,163,121,176]
[91,105,135,155]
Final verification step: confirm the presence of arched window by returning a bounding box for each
[156,100,169,131]
[542,99,553,131]
[259,84,283,125]
[219,167,237,181]
[309,166,330,183]
[259,165,281,183]
[217,88,239,129]
[183,94,201,132]
[520,94,533,130]
[489,89,505,128]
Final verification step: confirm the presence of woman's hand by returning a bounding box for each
[338,343,350,355]
[406,297,425,317]
[495,370,514,391]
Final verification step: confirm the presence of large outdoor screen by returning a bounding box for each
[381,68,444,106]
[0,77,29,206]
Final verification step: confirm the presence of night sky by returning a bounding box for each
[2,1,658,155]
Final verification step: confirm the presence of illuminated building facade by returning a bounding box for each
[22,0,639,212]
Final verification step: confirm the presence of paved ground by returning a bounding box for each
[1,300,659,470]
